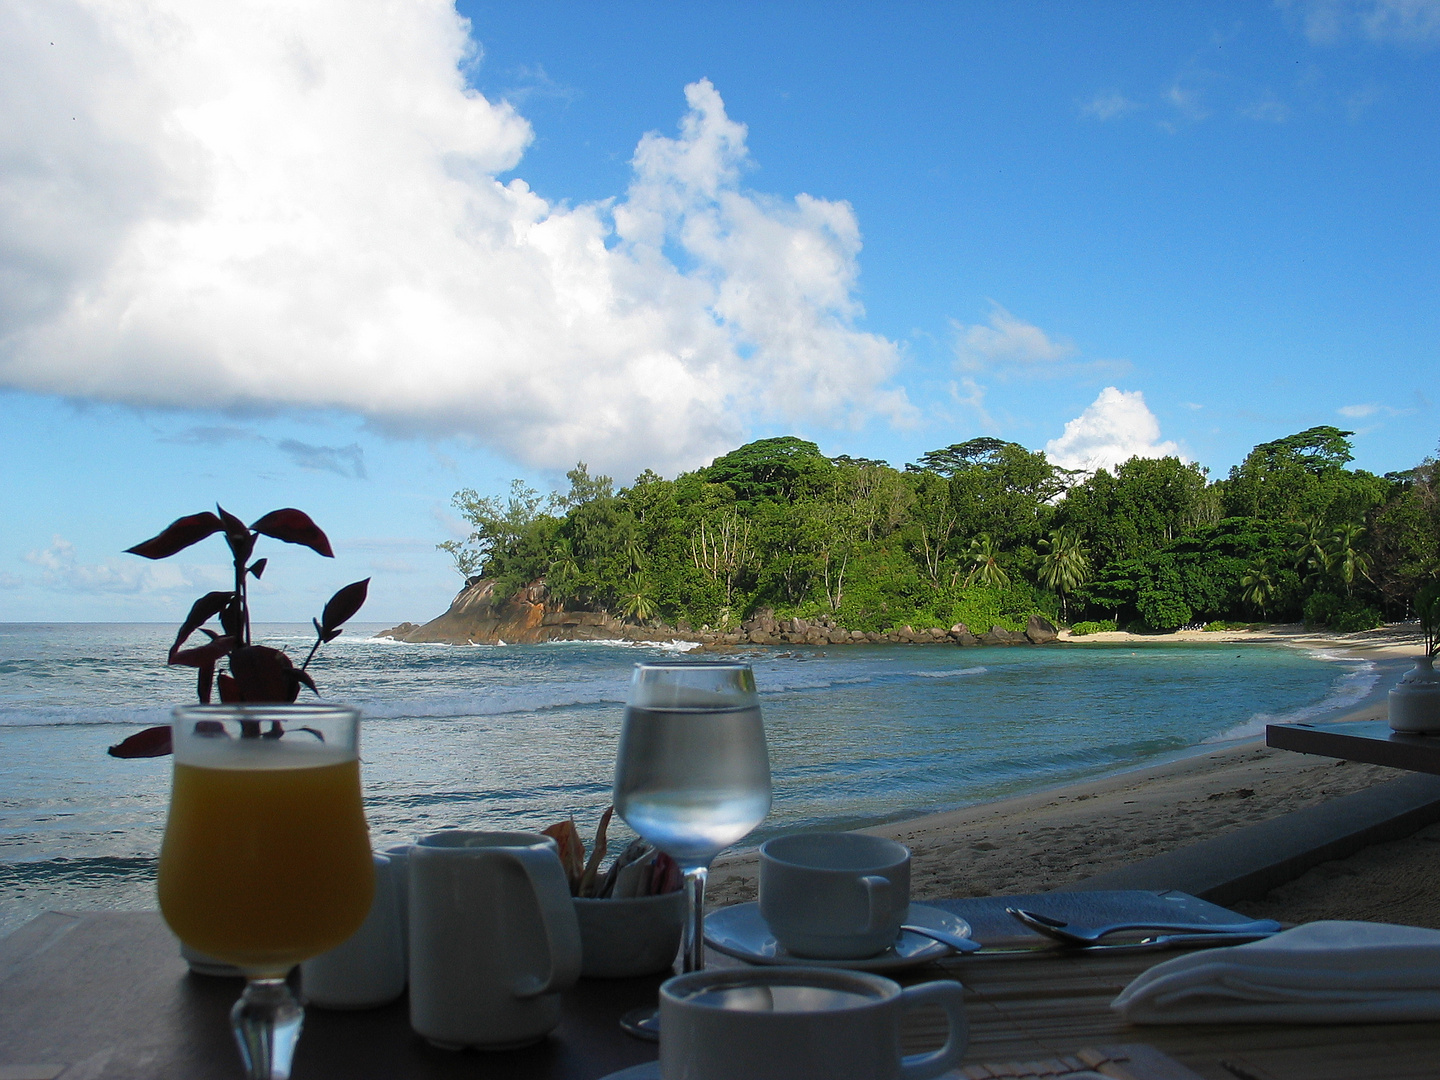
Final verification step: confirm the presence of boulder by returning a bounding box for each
[954,632,980,647]
[1026,615,1059,644]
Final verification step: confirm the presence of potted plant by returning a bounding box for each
[108,506,369,759]
[108,508,371,977]
[1389,582,1440,734]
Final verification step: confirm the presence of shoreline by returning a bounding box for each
[707,684,1411,908]
[1053,620,1425,662]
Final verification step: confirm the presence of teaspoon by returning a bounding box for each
[1006,907,1281,947]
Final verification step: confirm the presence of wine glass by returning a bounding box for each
[158,704,376,1079]
[612,660,772,1038]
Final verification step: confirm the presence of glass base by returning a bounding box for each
[232,977,304,1079]
[618,1003,661,1042]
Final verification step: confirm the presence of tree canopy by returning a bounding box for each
[441,429,1439,635]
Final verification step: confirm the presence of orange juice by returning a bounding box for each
[158,752,374,975]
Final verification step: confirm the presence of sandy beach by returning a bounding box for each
[710,621,1438,926]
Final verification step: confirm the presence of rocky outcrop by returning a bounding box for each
[378,583,1066,649]
[377,579,679,646]
[1026,615,1059,644]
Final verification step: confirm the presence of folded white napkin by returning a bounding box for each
[1112,920,1440,1024]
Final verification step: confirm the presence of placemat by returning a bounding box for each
[952,1044,1204,1079]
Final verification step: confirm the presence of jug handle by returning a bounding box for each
[507,846,583,999]
[898,980,968,1079]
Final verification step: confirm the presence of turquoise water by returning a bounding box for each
[0,623,1394,938]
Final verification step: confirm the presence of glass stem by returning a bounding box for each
[681,864,709,973]
[231,976,304,1080]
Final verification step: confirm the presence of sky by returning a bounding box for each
[1,0,1436,623]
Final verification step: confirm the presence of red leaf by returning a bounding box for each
[172,592,234,654]
[249,558,267,579]
[228,645,303,703]
[125,513,223,560]
[108,726,173,758]
[320,578,369,634]
[169,635,239,669]
[216,505,255,563]
[251,509,334,558]
[217,673,242,702]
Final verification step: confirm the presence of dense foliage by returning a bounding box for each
[442,428,1440,636]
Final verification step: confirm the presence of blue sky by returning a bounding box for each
[1,0,1436,623]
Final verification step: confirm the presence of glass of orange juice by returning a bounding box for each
[159,704,375,1079]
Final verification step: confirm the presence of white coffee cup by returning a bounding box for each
[760,832,910,959]
[660,966,967,1080]
[301,852,407,1009]
[408,831,582,1049]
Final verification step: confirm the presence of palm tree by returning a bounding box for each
[1240,559,1278,620]
[546,537,580,602]
[963,534,1009,588]
[1038,529,1090,622]
[622,535,645,576]
[1293,517,1330,586]
[618,575,656,623]
[1326,522,1372,598]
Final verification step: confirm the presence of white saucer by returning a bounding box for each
[704,903,972,971]
[597,1064,658,1080]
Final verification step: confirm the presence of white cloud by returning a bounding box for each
[23,535,229,595]
[953,303,1076,370]
[947,377,995,431]
[1079,92,1140,121]
[1242,96,1292,122]
[1281,0,1440,44]
[0,1,909,478]
[1044,387,1183,473]
[1164,83,1210,125]
[1338,402,1382,417]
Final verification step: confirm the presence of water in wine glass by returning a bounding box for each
[614,702,771,867]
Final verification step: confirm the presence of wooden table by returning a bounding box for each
[1265,719,1440,776]
[4,902,1440,1080]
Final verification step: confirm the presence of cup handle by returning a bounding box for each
[505,848,583,1000]
[897,980,968,1080]
[859,875,893,934]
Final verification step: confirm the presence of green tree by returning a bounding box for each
[1037,529,1090,622]
[550,462,614,512]
[440,479,552,587]
[704,437,834,505]
[963,534,1009,588]
[1293,517,1331,586]
[1326,522,1373,598]
[618,576,657,623]
[1240,560,1278,619]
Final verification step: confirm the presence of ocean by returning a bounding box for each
[0,622,1397,939]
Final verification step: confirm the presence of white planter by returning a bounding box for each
[1389,656,1440,733]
